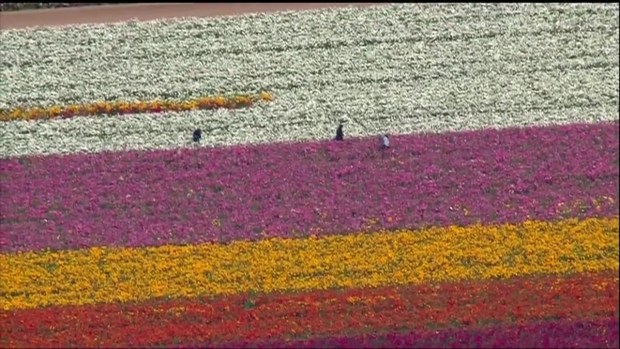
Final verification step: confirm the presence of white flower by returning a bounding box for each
[0,3,618,158]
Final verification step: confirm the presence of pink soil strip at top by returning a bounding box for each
[0,3,384,30]
[0,122,618,253]
[224,317,620,349]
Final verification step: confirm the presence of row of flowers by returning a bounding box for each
[222,317,620,348]
[1,2,616,107]
[1,122,617,253]
[1,3,617,158]
[0,217,617,310]
[1,98,616,159]
[0,91,274,122]
[1,271,617,347]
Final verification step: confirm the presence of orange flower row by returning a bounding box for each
[0,91,274,122]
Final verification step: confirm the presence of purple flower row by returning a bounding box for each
[218,316,620,349]
[1,121,618,253]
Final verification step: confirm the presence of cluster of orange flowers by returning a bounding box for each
[0,91,274,122]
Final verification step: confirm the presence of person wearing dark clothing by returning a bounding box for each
[193,128,202,143]
[335,124,344,141]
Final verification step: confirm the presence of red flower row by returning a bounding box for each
[1,271,617,347]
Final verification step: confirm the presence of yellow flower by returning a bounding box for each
[260,91,274,102]
[214,96,227,107]
[0,217,617,311]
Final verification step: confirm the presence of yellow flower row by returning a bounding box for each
[0,91,274,122]
[0,217,617,310]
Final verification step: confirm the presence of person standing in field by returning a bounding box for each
[193,128,202,143]
[335,124,344,141]
[381,134,390,150]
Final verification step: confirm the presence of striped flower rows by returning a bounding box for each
[1,217,618,310]
[2,272,617,347]
[1,2,619,348]
[0,91,274,121]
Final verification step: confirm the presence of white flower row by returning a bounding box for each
[1,81,617,158]
[0,2,618,157]
[1,104,616,158]
[1,3,617,107]
[2,28,617,108]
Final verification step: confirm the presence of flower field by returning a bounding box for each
[0,3,619,348]
[0,92,273,121]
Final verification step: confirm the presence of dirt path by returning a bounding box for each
[0,2,383,29]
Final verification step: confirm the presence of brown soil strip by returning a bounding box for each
[0,3,384,30]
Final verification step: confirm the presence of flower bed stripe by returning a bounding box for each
[1,271,616,347]
[0,91,273,122]
[3,3,617,108]
[234,317,620,349]
[1,99,617,159]
[1,3,617,158]
[0,217,617,310]
[1,122,618,253]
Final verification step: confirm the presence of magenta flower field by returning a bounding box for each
[1,122,617,253]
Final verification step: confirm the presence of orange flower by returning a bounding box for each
[0,92,275,122]
[103,103,114,114]
[10,109,24,121]
[29,107,44,120]
[84,104,97,115]
[214,96,227,107]
[48,106,62,118]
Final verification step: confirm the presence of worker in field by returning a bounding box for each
[193,128,202,143]
[381,134,390,150]
[335,124,344,141]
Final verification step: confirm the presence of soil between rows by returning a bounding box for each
[0,3,383,29]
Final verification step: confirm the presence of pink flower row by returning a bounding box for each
[1,121,618,253]
[219,316,620,348]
